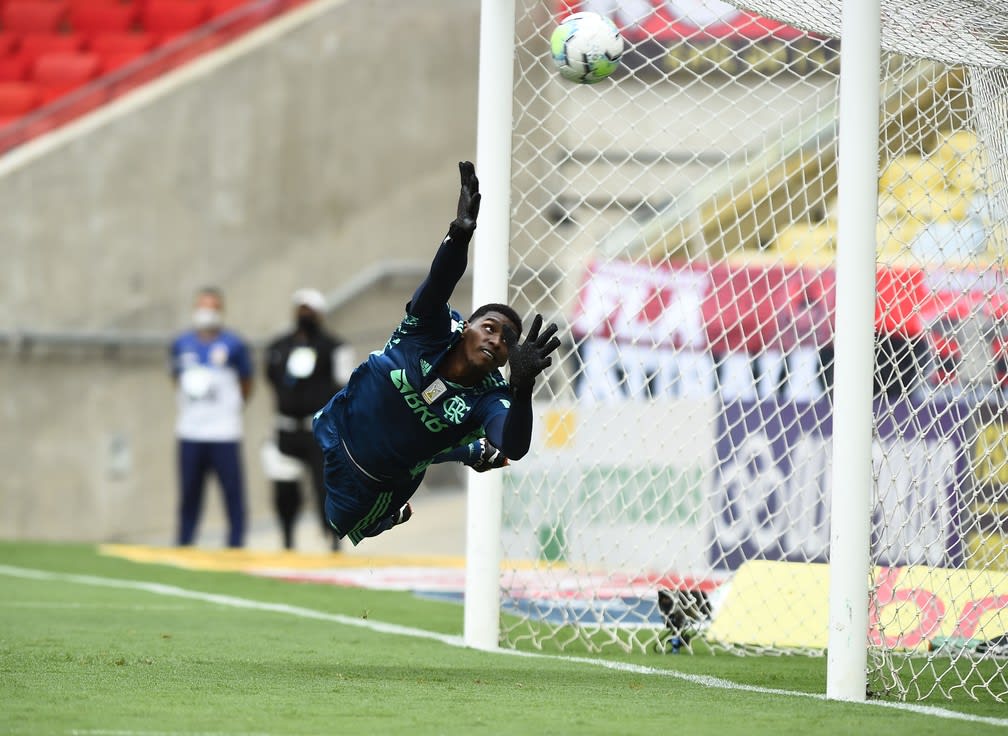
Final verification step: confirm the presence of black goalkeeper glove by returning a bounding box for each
[470,438,508,472]
[503,314,561,395]
[448,161,481,240]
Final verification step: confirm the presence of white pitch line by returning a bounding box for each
[3,601,195,611]
[2,564,1007,730]
[0,564,464,646]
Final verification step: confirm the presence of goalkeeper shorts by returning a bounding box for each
[316,424,419,545]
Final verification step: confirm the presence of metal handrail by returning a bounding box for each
[0,259,431,355]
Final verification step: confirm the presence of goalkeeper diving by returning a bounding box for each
[312,161,561,545]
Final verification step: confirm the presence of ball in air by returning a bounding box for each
[550,12,624,84]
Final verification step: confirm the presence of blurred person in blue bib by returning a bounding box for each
[263,288,355,551]
[170,287,254,548]
[312,161,561,545]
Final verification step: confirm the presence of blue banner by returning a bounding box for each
[711,398,971,570]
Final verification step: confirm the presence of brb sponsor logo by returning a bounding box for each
[389,369,449,433]
[871,565,1008,648]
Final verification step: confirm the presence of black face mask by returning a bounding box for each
[297,315,320,335]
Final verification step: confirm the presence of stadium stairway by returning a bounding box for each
[0,0,308,150]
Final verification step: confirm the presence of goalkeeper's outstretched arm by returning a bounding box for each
[407,161,481,318]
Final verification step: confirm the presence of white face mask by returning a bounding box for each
[192,308,223,330]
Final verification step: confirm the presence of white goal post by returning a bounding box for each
[826,0,879,702]
[466,0,1008,703]
[464,0,517,652]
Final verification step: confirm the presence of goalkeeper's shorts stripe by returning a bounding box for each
[343,491,393,545]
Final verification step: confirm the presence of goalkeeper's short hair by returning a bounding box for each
[470,303,522,337]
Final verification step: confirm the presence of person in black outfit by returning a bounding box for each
[264,288,355,550]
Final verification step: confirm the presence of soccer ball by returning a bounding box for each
[550,12,624,85]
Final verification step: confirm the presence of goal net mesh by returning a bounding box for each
[500,0,1008,701]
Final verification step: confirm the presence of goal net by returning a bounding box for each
[493,0,1008,702]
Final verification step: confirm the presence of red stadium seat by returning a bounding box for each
[18,33,84,64]
[67,0,138,9]
[32,50,101,99]
[142,0,209,37]
[69,3,138,35]
[0,80,41,114]
[0,53,31,80]
[33,49,101,82]
[0,33,20,55]
[2,1,68,33]
[88,30,155,54]
[89,31,154,72]
[98,47,143,70]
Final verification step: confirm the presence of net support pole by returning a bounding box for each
[826,0,881,703]
[463,0,515,651]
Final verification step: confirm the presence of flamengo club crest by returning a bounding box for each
[441,396,468,424]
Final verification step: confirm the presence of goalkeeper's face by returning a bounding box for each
[461,311,518,372]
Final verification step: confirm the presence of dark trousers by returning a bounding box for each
[177,439,246,548]
[274,428,336,550]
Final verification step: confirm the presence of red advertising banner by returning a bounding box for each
[701,262,834,353]
[572,258,1008,353]
[555,0,804,43]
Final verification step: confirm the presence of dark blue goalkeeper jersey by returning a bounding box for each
[313,303,512,489]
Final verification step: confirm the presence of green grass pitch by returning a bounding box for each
[1,541,1006,735]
